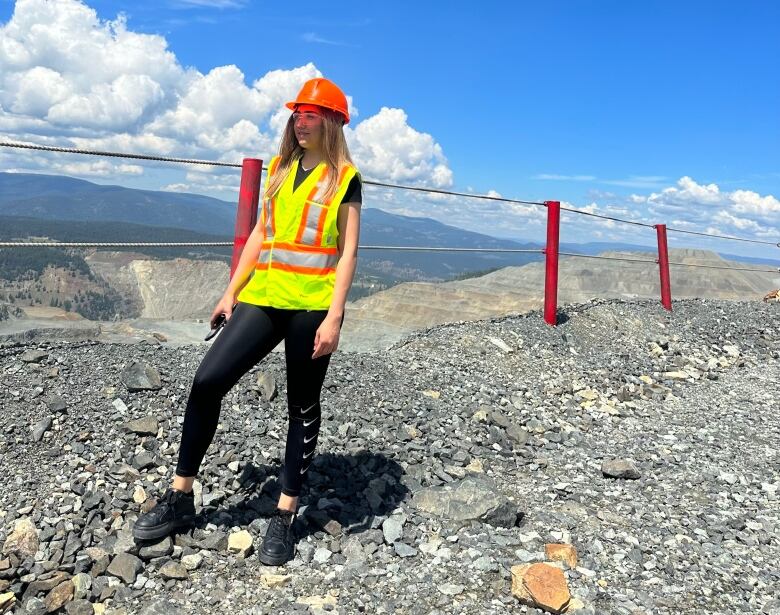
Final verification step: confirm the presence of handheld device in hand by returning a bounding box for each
[204,313,226,341]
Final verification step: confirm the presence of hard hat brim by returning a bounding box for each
[285,101,349,124]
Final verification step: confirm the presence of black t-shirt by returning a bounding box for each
[292,162,362,204]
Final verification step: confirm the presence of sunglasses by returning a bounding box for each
[292,111,323,125]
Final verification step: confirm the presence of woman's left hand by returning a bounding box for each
[312,314,342,359]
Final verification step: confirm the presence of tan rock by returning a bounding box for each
[228,530,254,557]
[260,573,291,588]
[471,408,489,423]
[404,425,421,439]
[565,597,586,612]
[422,389,440,399]
[576,388,599,401]
[2,518,39,558]
[596,404,620,416]
[181,554,203,571]
[133,486,147,504]
[93,604,107,615]
[465,458,484,473]
[545,543,578,569]
[648,343,664,357]
[0,592,15,614]
[511,562,571,614]
[661,371,689,380]
[45,579,75,612]
[638,375,653,384]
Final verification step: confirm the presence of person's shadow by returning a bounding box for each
[196,451,410,540]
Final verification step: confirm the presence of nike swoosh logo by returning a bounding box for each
[300,464,310,474]
[300,402,317,415]
[303,433,317,444]
[303,417,319,427]
[303,450,314,458]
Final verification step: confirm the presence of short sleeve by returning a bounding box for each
[341,173,362,204]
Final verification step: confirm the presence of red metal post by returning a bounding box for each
[655,223,672,311]
[543,200,561,326]
[230,158,263,279]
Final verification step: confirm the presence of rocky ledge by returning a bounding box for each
[1,298,778,615]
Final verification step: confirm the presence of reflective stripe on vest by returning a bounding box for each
[262,157,281,241]
[296,165,330,245]
[257,242,339,273]
[237,155,358,310]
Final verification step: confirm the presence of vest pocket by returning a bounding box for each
[298,200,328,245]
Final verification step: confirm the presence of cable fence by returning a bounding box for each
[2,140,779,326]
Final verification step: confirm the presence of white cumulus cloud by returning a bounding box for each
[347,107,453,188]
[0,0,452,190]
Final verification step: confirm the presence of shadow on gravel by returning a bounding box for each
[186,451,408,541]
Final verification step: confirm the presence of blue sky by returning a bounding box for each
[1,0,779,257]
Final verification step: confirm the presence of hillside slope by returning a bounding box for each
[342,248,780,350]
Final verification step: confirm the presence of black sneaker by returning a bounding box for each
[258,509,296,566]
[132,488,196,541]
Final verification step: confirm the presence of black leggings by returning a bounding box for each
[176,301,335,497]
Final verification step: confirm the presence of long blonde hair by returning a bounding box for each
[266,108,354,203]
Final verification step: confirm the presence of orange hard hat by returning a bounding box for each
[286,78,350,124]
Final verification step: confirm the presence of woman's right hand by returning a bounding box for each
[210,293,236,328]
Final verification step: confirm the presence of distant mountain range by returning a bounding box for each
[2,172,778,280]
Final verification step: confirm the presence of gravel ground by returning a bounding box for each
[1,298,778,615]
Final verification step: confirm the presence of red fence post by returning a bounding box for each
[655,223,672,311]
[543,200,561,325]
[231,158,263,279]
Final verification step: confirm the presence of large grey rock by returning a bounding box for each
[23,597,46,614]
[71,573,91,600]
[138,537,173,560]
[505,423,529,445]
[106,553,143,584]
[20,350,47,363]
[63,533,83,559]
[121,361,162,391]
[394,542,418,558]
[340,536,366,563]
[256,371,277,401]
[45,395,68,413]
[197,531,228,551]
[411,476,518,528]
[601,459,641,479]
[132,452,156,470]
[31,417,52,442]
[382,514,406,544]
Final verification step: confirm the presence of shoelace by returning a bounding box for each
[158,488,179,511]
[268,511,294,541]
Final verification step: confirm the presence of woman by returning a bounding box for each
[132,77,362,566]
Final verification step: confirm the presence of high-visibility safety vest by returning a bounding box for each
[237,155,359,310]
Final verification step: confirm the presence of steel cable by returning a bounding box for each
[2,140,778,248]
